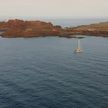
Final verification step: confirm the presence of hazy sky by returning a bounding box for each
[0,0,108,18]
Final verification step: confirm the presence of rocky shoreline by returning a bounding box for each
[0,19,108,38]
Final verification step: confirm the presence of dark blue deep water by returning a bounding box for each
[0,36,108,108]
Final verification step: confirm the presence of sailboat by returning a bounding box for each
[75,38,83,53]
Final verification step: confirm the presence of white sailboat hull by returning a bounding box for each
[75,48,83,53]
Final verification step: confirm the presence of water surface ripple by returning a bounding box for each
[0,37,108,108]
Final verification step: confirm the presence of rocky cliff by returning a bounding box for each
[0,19,108,38]
[0,19,64,38]
[66,22,108,37]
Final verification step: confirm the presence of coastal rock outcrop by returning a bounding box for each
[66,22,108,37]
[0,19,108,38]
[0,19,63,38]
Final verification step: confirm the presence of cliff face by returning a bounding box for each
[66,22,108,37]
[0,19,63,38]
[0,19,108,38]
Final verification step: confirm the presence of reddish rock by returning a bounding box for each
[0,19,63,38]
[0,19,108,38]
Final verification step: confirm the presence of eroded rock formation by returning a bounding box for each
[0,19,108,38]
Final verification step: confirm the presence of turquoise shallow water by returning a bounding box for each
[0,36,108,108]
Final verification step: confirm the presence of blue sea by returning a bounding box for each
[0,36,108,108]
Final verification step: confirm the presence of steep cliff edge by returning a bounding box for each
[0,19,108,38]
[0,19,64,38]
[66,22,108,37]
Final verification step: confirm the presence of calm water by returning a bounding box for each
[0,36,108,108]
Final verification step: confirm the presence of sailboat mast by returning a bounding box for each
[75,37,83,53]
[77,39,80,49]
